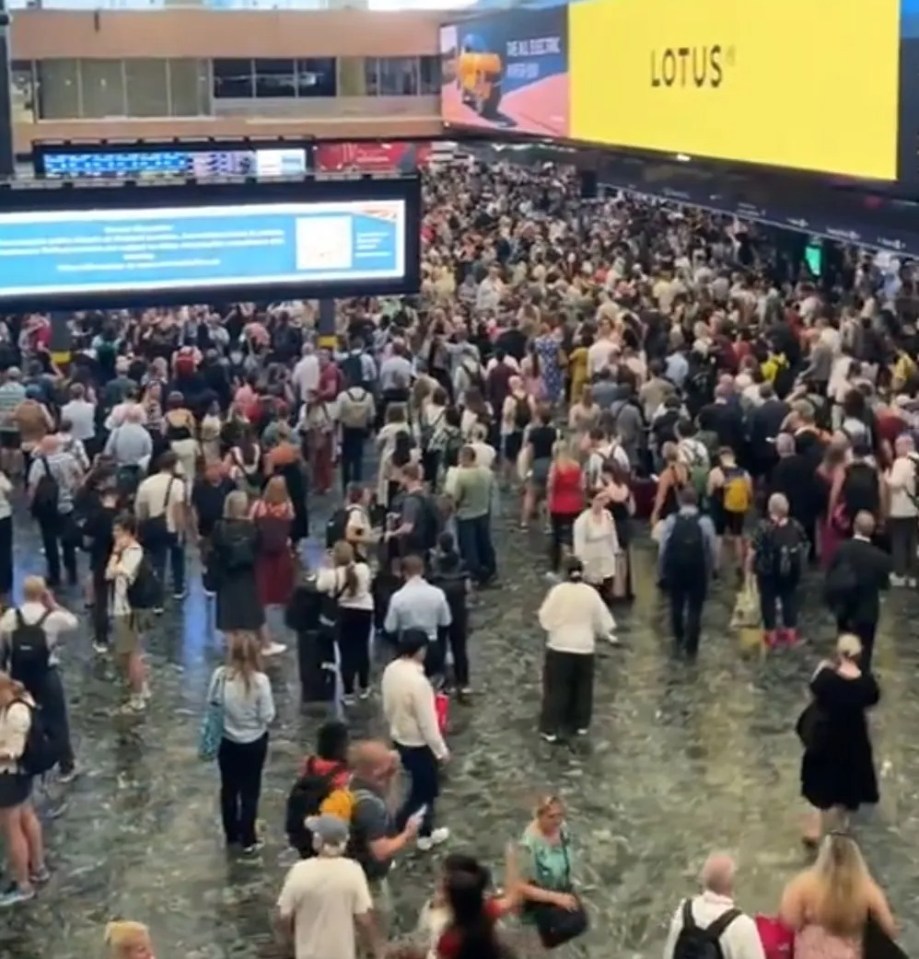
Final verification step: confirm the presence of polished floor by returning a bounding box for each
[2,501,919,959]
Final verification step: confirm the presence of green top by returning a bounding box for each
[452,466,493,520]
[519,826,574,894]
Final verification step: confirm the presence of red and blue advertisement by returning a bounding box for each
[439,6,569,138]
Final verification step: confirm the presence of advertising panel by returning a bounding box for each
[315,141,433,173]
[0,177,420,310]
[899,0,919,183]
[440,6,569,137]
[569,0,900,180]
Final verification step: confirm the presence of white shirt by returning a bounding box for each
[315,564,374,611]
[135,472,188,534]
[277,856,373,959]
[538,581,615,654]
[106,542,144,616]
[0,601,78,668]
[886,455,919,519]
[664,892,765,959]
[587,338,618,378]
[0,471,12,520]
[60,399,96,441]
[381,658,448,758]
[105,401,147,431]
[292,354,320,400]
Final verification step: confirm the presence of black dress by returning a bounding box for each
[801,667,880,811]
[211,518,265,633]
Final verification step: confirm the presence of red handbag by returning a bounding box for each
[756,915,795,959]
[434,691,450,735]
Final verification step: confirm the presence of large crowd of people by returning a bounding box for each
[0,159,913,959]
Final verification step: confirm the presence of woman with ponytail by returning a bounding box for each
[316,540,374,706]
[536,556,616,744]
[0,670,47,907]
[104,920,155,959]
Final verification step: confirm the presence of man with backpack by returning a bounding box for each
[386,464,440,563]
[0,576,79,782]
[659,488,718,657]
[335,375,376,490]
[664,852,765,959]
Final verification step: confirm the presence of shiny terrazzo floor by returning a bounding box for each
[2,503,919,959]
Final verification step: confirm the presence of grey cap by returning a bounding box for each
[305,814,349,846]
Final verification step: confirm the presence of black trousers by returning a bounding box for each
[394,742,440,838]
[669,580,707,655]
[337,607,372,695]
[444,609,469,688]
[36,667,75,774]
[838,616,878,673]
[0,515,12,597]
[296,628,336,703]
[539,649,595,735]
[91,561,109,645]
[340,428,366,490]
[758,576,799,631]
[38,511,77,587]
[217,733,268,847]
[549,512,579,573]
[421,450,441,493]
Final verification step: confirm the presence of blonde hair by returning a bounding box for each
[22,575,46,602]
[0,670,26,708]
[104,921,151,957]
[226,633,262,694]
[331,540,359,597]
[809,833,872,936]
[262,475,291,507]
[837,633,862,661]
[223,490,250,519]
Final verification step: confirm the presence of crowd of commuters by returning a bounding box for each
[0,159,911,959]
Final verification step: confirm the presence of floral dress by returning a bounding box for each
[533,334,564,405]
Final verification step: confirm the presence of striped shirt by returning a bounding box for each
[0,382,25,431]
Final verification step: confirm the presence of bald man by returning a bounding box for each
[663,852,764,959]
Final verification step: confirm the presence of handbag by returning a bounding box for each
[527,834,589,949]
[198,667,227,762]
[795,699,829,753]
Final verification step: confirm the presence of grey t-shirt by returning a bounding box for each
[349,779,392,881]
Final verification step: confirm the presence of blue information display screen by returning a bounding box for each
[0,198,406,297]
[41,148,310,179]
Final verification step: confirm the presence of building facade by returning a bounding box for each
[9,8,446,154]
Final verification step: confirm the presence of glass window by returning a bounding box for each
[296,58,336,98]
[377,57,418,96]
[254,59,296,99]
[124,59,168,117]
[338,57,368,97]
[419,55,441,95]
[36,60,80,120]
[363,57,380,96]
[212,59,253,99]
[11,61,35,123]
[169,58,210,117]
[80,59,126,118]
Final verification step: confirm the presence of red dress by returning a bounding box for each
[252,501,296,607]
[549,462,584,517]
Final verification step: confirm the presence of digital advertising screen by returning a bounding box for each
[315,141,433,173]
[899,0,919,183]
[34,143,311,179]
[0,177,421,311]
[568,0,900,180]
[440,6,569,138]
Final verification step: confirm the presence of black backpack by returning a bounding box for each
[14,699,61,777]
[31,457,59,521]
[841,462,880,518]
[9,610,52,696]
[285,758,347,857]
[771,521,804,580]
[326,505,361,550]
[342,352,369,390]
[407,491,440,552]
[672,900,741,959]
[663,514,707,583]
[126,553,163,611]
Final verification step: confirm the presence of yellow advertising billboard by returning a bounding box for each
[569,0,901,180]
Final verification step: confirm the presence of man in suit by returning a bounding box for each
[748,383,789,478]
[826,511,891,672]
[769,432,820,562]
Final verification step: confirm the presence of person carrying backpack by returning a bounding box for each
[659,487,718,657]
[664,852,762,959]
[0,576,79,784]
[387,463,441,564]
[749,494,808,649]
[0,671,53,906]
[707,448,753,583]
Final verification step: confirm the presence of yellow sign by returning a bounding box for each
[569,0,900,180]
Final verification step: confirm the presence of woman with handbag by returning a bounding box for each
[798,634,879,846]
[204,632,275,857]
[518,795,588,951]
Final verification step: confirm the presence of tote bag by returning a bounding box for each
[198,667,227,762]
[526,834,589,949]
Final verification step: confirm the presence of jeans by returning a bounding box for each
[455,514,496,584]
[394,742,440,838]
[39,511,77,587]
[337,607,372,695]
[217,733,268,847]
[888,516,919,579]
[148,532,185,597]
[37,667,75,775]
[758,576,799,631]
[540,649,594,735]
[669,579,707,656]
[340,428,366,490]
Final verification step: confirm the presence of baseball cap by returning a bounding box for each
[305,814,349,846]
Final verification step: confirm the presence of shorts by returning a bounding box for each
[0,431,19,451]
[113,614,141,659]
[529,457,552,491]
[715,509,746,537]
[503,431,523,463]
[0,771,31,809]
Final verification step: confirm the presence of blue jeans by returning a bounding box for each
[456,514,496,584]
[148,532,185,596]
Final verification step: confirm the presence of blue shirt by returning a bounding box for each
[665,352,689,389]
[206,667,275,744]
[658,506,718,579]
[384,576,451,642]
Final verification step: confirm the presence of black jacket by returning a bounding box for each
[828,537,891,625]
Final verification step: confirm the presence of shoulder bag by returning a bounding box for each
[526,831,589,948]
[198,666,227,762]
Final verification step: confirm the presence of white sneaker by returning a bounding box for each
[263,642,287,657]
[605,633,621,645]
[417,827,450,852]
[910,578,918,588]
[141,683,153,701]
[891,574,907,587]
